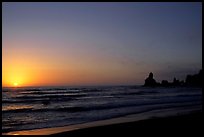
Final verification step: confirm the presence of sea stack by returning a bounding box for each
[144,72,157,87]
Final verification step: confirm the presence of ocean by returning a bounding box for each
[2,86,202,133]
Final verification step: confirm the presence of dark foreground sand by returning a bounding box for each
[3,111,202,136]
[52,111,202,137]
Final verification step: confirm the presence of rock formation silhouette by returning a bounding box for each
[185,69,202,87]
[144,72,157,87]
[161,80,169,87]
[143,69,202,87]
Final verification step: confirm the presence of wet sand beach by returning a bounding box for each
[3,110,202,136]
[54,111,202,137]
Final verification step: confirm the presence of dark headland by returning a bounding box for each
[144,69,202,87]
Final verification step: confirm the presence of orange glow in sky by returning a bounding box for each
[2,3,202,87]
[2,40,142,87]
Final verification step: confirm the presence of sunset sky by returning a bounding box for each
[2,2,202,87]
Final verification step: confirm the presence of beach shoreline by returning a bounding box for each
[57,111,202,137]
[3,108,202,136]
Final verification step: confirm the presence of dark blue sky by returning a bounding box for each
[2,2,202,86]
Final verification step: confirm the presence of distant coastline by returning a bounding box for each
[144,69,202,88]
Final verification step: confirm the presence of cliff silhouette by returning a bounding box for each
[144,72,159,87]
[144,69,202,87]
[185,69,202,87]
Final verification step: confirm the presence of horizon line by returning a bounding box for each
[2,84,142,88]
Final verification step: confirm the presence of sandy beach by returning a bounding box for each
[61,111,202,137]
[55,111,202,137]
[3,109,202,136]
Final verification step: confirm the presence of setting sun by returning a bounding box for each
[13,82,19,87]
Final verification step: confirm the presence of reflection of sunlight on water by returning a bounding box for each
[3,88,32,100]
[2,105,33,111]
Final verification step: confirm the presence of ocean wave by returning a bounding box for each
[2,87,73,92]
[2,108,33,113]
[2,98,201,114]
[2,87,202,134]
[15,93,87,99]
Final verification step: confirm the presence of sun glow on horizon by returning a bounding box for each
[13,82,19,87]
